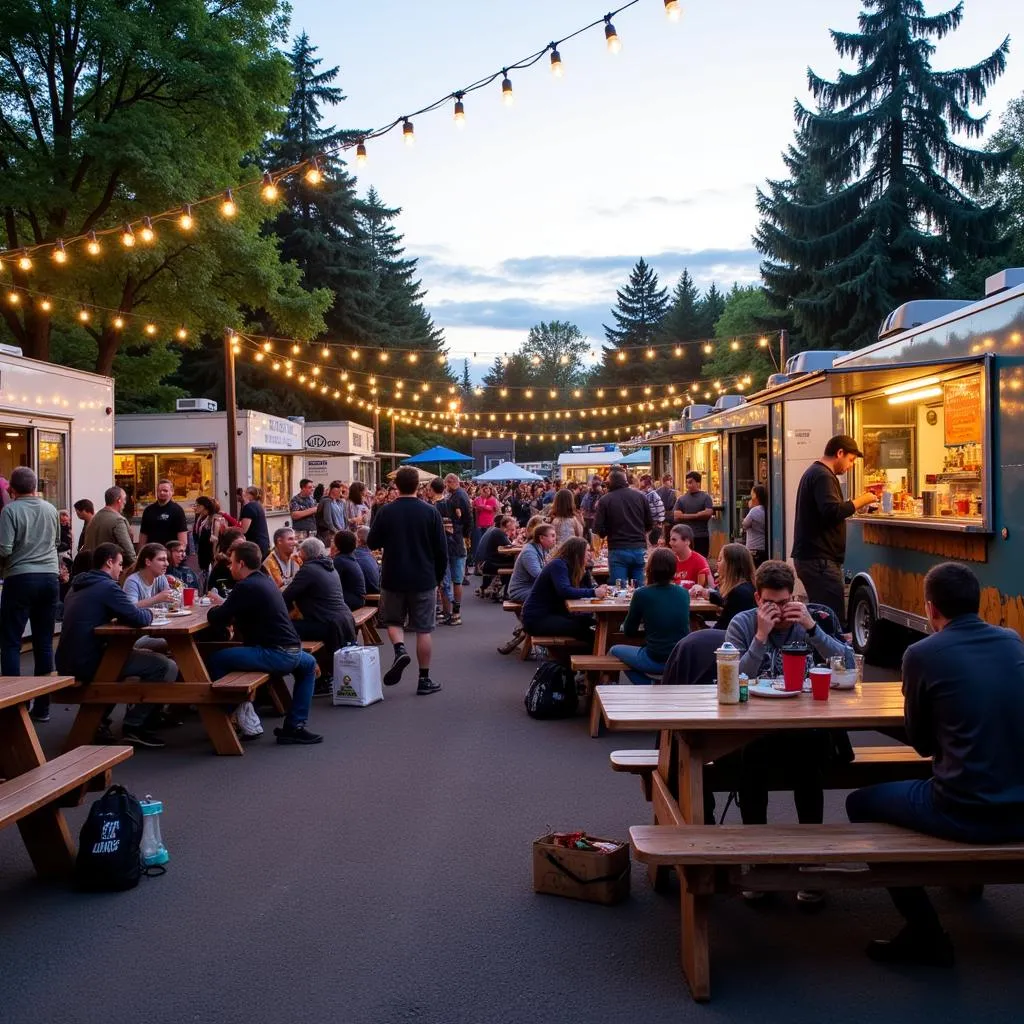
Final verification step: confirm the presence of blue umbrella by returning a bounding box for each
[403,444,473,477]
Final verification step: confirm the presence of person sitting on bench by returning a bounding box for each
[521,537,609,644]
[56,542,178,749]
[847,562,1024,967]
[475,515,518,598]
[507,521,557,605]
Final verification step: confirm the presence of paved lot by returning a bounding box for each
[2,595,1023,1023]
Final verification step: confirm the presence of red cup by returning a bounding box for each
[182,587,197,608]
[781,651,806,691]
[809,667,831,700]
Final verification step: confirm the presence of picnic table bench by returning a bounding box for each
[629,822,1024,1001]
[353,606,382,646]
[1,676,132,877]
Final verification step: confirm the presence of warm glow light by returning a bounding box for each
[112,316,124,329]
[883,376,941,396]
[176,326,188,341]
[120,224,135,247]
[703,343,713,355]
[550,47,563,77]
[261,173,279,202]
[17,251,32,271]
[179,206,194,231]
[501,74,514,106]
[6,292,19,305]
[453,96,465,126]
[730,340,740,351]
[39,299,52,312]
[77,308,90,323]
[646,348,655,360]
[305,159,323,185]
[402,119,414,145]
[408,352,418,363]
[758,336,769,348]
[524,389,533,398]
[291,344,301,355]
[616,351,626,362]
[379,351,389,362]
[887,386,942,406]
[320,346,330,359]
[500,388,508,397]
[221,190,236,217]
[52,241,68,264]
[144,323,157,336]
[605,18,621,53]
[664,0,681,21]
[86,232,101,255]
[140,217,156,243]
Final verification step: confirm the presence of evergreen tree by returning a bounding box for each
[599,258,670,386]
[461,359,473,394]
[659,270,705,380]
[697,284,726,339]
[758,1,1014,349]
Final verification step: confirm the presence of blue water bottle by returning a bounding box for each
[139,794,169,867]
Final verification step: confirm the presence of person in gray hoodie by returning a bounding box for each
[0,466,60,721]
[507,522,557,604]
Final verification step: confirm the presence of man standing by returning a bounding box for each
[429,478,462,625]
[354,526,380,594]
[673,472,714,558]
[263,527,301,589]
[289,478,318,537]
[580,476,604,549]
[791,434,877,623]
[0,467,60,722]
[82,486,136,563]
[847,563,1024,967]
[444,473,472,599]
[73,498,94,551]
[367,466,447,694]
[206,541,322,745]
[639,475,666,546]
[315,480,346,545]
[139,479,188,549]
[57,542,179,747]
[594,469,652,587]
[655,473,677,543]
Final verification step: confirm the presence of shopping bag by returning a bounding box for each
[332,646,383,707]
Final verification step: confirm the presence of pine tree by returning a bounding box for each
[461,359,473,394]
[599,258,670,386]
[659,270,705,380]
[697,284,726,339]
[758,1,1014,349]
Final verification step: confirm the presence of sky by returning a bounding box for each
[289,0,1023,379]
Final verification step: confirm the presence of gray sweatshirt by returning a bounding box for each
[507,542,547,603]
[724,608,853,679]
[0,496,59,577]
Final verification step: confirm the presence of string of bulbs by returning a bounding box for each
[0,0,682,268]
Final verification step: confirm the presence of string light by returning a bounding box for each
[179,206,194,231]
[402,119,415,145]
[17,251,32,271]
[176,326,188,341]
[758,336,769,348]
[221,190,237,218]
[52,241,68,265]
[6,291,20,305]
[86,232,101,255]
[120,224,135,248]
[77,308,90,323]
[140,217,156,243]
[112,316,125,329]
[261,173,279,202]
[501,72,514,106]
[39,299,52,312]
[356,142,368,166]
[144,323,157,336]
[730,340,740,351]
[550,46,564,77]
[305,158,323,185]
[703,343,713,355]
[453,94,466,126]
[604,17,621,54]
[321,346,330,359]
[646,348,655,360]
[664,0,681,20]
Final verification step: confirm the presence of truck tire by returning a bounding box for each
[849,586,876,656]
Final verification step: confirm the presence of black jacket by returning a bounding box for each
[366,497,448,592]
[207,569,300,649]
[791,461,855,563]
[56,571,153,682]
[594,483,652,549]
[333,552,366,610]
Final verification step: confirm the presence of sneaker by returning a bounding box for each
[416,677,443,695]
[145,708,183,729]
[383,651,411,686]
[313,677,332,696]
[29,707,51,723]
[274,724,324,745]
[122,726,166,749]
[94,722,116,744]
[796,889,825,910]
[741,890,768,903]
[866,926,955,968]
[448,612,462,626]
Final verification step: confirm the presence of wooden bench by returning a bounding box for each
[503,601,523,613]
[519,635,590,663]
[0,745,133,877]
[62,672,269,756]
[353,606,382,646]
[610,744,931,801]
[572,656,664,735]
[629,822,1024,1001]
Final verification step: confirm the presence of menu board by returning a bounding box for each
[943,377,982,446]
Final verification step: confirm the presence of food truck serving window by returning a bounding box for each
[252,452,290,510]
[115,450,214,511]
[851,367,987,525]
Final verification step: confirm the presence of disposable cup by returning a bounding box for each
[809,667,831,700]
[182,587,197,608]
[781,650,807,692]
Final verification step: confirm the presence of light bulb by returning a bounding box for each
[646,348,655,359]
[408,353,418,363]
[112,316,124,329]
[605,18,621,54]
[6,291,19,305]
[321,346,330,359]
[501,74,513,106]
[402,119,414,145]
[261,172,279,202]
[52,241,68,264]
[17,251,32,271]
[140,217,156,243]
[703,343,713,355]
[291,344,301,355]
[730,340,740,351]
[356,142,367,166]
[39,299,52,312]
[550,47,563,77]
[453,96,465,126]
[616,351,626,362]
[144,323,157,336]
[179,205,194,231]
[77,308,90,323]
[674,346,683,357]
[305,159,323,185]
[176,326,188,340]
[221,189,236,217]
[664,0,681,21]
[86,231,101,255]
[120,224,135,247]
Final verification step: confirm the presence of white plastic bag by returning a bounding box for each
[332,646,383,707]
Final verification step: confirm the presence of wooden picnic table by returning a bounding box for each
[565,596,718,657]
[1,675,132,877]
[62,604,265,757]
[594,681,905,998]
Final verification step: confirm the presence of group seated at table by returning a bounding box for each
[521,537,609,643]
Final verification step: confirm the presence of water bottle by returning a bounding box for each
[715,641,741,704]
[139,794,169,867]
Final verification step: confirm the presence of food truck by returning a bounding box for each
[556,444,624,482]
[115,406,310,534]
[302,420,377,490]
[0,348,114,542]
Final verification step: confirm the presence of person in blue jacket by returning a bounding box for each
[521,537,609,643]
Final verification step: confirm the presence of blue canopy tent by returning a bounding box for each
[473,462,543,483]
[403,445,473,477]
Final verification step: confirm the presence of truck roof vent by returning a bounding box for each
[878,300,973,340]
[985,268,1024,297]
[175,397,218,412]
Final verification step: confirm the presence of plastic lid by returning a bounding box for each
[782,641,810,654]
[140,798,163,815]
[715,641,739,655]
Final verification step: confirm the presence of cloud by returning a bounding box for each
[432,297,613,340]
[591,186,759,218]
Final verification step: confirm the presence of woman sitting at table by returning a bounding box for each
[507,521,557,604]
[549,487,584,545]
[701,543,756,631]
[122,543,176,609]
[521,536,609,643]
[608,548,691,684]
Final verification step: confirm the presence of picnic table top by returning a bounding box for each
[0,676,77,710]
[95,603,213,636]
[566,596,717,615]
[595,681,905,731]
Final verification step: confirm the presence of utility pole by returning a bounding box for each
[779,329,789,371]
[223,329,239,517]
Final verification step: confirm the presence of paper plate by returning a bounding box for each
[749,681,802,699]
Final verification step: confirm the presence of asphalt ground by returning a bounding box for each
[2,593,1023,1023]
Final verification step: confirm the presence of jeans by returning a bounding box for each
[120,651,179,728]
[1,573,58,710]
[794,558,846,625]
[206,646,317,730]
[609,643,666,685]
[847,778,1024,933]
[608,547,646,588]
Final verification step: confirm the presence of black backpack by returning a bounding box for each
[75,785,144,892]
[525,662,579,719]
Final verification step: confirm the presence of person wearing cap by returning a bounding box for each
[791,434,878,623]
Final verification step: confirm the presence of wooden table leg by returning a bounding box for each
[166,637,211,683]
[63,705,108,753]
[593,617,611,657]
[675,733,711,999]
[0,704,76,877]
[197,706,245,756]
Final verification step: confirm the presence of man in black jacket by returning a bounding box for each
[331,530,366,611]
[848,563,1024,966]
[791,434,877,622]
[594,470,652,588]
[56,542,178,748]
[367,466,448,694]
[206,541,321,745]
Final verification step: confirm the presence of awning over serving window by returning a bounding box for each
[251,446,359,457]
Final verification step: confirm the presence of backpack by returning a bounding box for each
[524,662,579,719]
[75,785,144,892]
